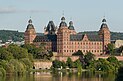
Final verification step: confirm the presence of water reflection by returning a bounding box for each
[0,71,115,81]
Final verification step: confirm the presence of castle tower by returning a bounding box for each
[57,16,71,56]
[24,19,36,44]
[44,21,57,35]
[68,21,76,34]
[99,18,110,54]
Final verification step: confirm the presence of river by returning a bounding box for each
[0,71,115,81]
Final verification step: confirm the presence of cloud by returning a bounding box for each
[0,6,50,14]
[0,7,17,14]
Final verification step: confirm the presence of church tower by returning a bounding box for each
[24,19,36,44]
[99,18,110,54]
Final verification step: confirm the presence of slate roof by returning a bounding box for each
[33,35,57,42]
[70,34,84,41]
[70,34,102,41]
[86,34,102,41]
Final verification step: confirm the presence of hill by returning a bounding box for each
[0,30,24,42]
[0,30,123,43]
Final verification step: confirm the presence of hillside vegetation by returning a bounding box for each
[0,30,123,42]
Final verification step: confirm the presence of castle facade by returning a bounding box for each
[24,16,110,59]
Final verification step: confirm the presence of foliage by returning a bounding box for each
[115,67,123,81]
[52,60,65,68]
[0,44,34,75]
[107,56,120,71]
[0,47,13,61]
[8,59,26,75]
[106,43,115,55]
[20,58,33,70]
[84,52,95,68]
[66,57,74,68]
[88,58,115,72]
[7,44,28,59]
[74,59,82,72]
[0,30,24,42]
[72,50,84,56]
[21,44,53,60]
[0,68,6,76]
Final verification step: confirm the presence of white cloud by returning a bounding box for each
[0,6,50,14]
[0,7,17,14]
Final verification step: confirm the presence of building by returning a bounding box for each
[111,40,123,48]
[24,16,110,61]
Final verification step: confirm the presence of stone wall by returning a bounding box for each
[34,61,52,70]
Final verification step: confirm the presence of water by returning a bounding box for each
[0,72,115,81]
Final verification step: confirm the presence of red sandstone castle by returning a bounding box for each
[24,16,110,58]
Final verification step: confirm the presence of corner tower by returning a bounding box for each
[57,16,71,56]
[68,21,76,34]
[24,19,36,44]
[99,18,110,54]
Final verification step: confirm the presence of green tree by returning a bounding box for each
[0,47,13,61]
[20,58,33,71]
[115,67,123,81]
[106,43,115,55]
[66,57,74,68]
[107,56,120,71]
[84,52,95,67]
[74,59,82,72]
[7,44,28,59]
[52,60,62,68]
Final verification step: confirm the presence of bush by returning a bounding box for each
[0,68,6,76]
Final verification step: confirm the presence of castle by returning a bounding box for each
[24,16,110,61]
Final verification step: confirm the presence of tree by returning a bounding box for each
[107,56,120,71]
[72,50,84,56]
[0,47,13,61]
[74,59,82,72]
[106,43,115,55]
[66,57,74,68]
[88,58,115,72]
[115,67,123,81]
[84,52,95,67]
[7,44,28,59]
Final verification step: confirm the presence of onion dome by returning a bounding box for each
[100,18,108,29]
[102,18,106,23]
[27,19,34,29]
[68,21,74,30]
[59,16,67,27]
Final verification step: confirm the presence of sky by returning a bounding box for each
[0,0,123,33]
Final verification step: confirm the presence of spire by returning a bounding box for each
[102,16,106,23]
[28,18,32,24]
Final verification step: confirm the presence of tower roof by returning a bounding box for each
[102,18,106,23]
[61,16,65,20]
[59,16,67,27]
[27,19,34,29]
[68,21,74,30]
[28,19,32,24]
[100,18,109,29]
[45,21,56,35]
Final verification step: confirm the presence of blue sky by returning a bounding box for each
[0,0,123,32]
